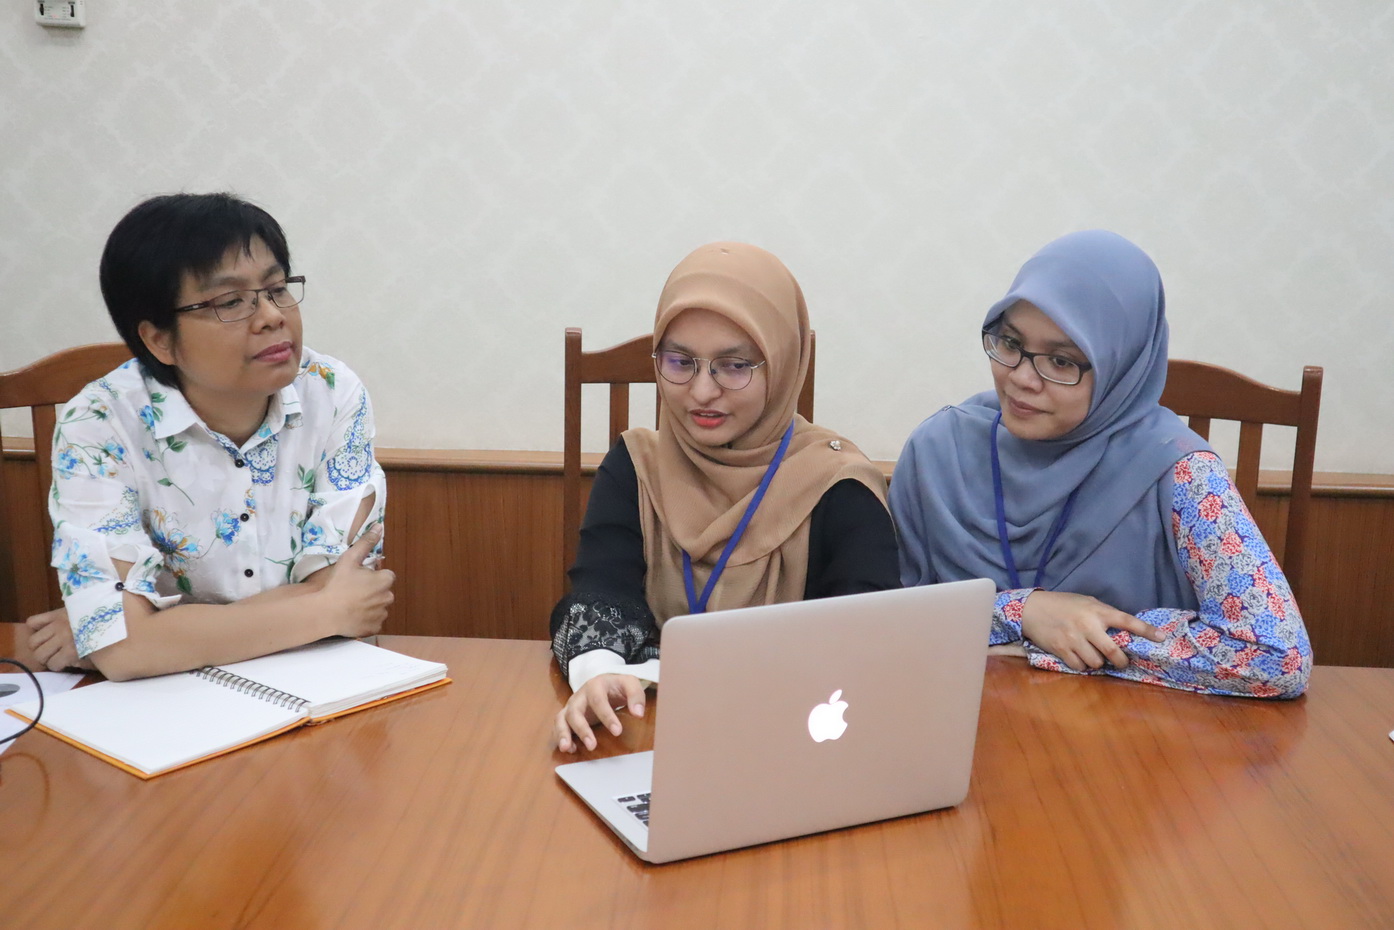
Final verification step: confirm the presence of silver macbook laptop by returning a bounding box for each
[555,578,994,863]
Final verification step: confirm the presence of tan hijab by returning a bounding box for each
[625,242,888,625]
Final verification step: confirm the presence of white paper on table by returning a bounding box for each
[0,671,85,755]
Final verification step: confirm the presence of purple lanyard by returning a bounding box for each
[683,419,796,615]
[990,412,1079,590]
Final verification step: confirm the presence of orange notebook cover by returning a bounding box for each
[5,640,450,779]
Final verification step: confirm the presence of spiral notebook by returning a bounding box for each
[4,639,449,779]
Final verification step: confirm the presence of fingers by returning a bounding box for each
[1059,644,1092,672]
[49,644,79,672]
[1112,611,1165,643]
[590,684,625,740]
[563,694,599,752]
[620,675,646,718]
[555,707,579,754]
[555,675,648,752]
[29,615,82,671]
[31,636,55,669]
[24,607,63,631]
[32,632,65,671]
[1089,628,1131,670]
[342,523,384,565]
[27,618,57,653]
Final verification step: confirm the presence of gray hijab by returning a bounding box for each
[891,230,1211,613]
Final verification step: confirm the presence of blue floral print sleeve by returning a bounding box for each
[287,365,386,583]
[48,350,386,658]
[1020,451,1312,698]
[49,373,181,654]
[989,588,1033,644]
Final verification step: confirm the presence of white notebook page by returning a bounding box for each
[12,673,302,776]
[215,639,447,718]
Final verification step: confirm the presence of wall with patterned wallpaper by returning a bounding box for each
[2,2,1389,472]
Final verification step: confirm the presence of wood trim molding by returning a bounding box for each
[3,440,1393,666]
[6,436,1394,495]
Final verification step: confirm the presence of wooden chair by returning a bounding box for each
[562,328,815,592]
[0,343,132,621]
[1159,359,1322,599]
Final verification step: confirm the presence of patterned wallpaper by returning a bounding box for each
[2,1,1390,472]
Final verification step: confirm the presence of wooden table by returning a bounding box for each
[2,625,1392,929]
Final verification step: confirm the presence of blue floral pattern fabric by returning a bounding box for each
[987,451,1311,698]
[48,348,386,657]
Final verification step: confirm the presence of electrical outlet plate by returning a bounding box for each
[36,0,86,28]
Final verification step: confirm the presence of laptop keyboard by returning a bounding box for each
[614,792,651,827]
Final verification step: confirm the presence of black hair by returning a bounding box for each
[98,193,292,387]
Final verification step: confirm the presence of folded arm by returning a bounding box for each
[1021,453,1312,698]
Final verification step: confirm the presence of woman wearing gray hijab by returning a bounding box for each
[890,230,1310,698]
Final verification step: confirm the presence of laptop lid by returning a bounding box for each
[637,578,994,863]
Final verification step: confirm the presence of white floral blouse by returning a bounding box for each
[49,348,386,657]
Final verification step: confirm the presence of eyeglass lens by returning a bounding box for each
[212,280,305,322]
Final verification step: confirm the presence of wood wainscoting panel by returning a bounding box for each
[377,456,1394,667]
[381,467,591,641]
[1293,495,1394,669]
[4,441,1393,667]
[0,453,51,623]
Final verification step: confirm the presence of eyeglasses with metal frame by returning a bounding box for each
[981,329,1093,386]
[174,276,306,323]
[651,350,767,391]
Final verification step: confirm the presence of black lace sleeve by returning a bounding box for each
[549,591,661,679]
[550,438,659,677]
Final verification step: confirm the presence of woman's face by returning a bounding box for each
[656,308,769,448]
[140,236,304,406]
[990,302,1094,441]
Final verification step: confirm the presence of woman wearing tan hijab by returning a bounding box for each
[552,242,898,753]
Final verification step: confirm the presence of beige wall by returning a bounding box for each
[2,1,1389,470]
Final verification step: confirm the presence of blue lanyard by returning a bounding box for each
[683,419,796,614]
[990,412,1079,590]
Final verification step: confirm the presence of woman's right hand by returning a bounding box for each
[555,673,646,753]
[317,525,395,638]
[26,606,95,672]
[1019,589,1165,671]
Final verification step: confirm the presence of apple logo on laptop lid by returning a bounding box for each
[807,690,849,743]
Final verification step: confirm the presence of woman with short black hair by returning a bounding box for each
[26,192,393,681]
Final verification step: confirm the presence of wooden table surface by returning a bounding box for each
[2,625,1392,929]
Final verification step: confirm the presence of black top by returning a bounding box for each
[550,437,900,677]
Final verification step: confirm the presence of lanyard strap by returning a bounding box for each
[990,412,1079,590]
[684,419,797,615]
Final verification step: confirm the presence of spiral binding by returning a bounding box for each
[193,666,310,712]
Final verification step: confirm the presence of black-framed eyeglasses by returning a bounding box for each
[174,276,306,323]
[982,329,1093,386]
[652,350,767,391]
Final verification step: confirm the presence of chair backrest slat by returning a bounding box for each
[1233,420,1264,507]
[608,384,630,444]
[31,404,61,607]
[561,328,815,594]
[1160,359,1322,599]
